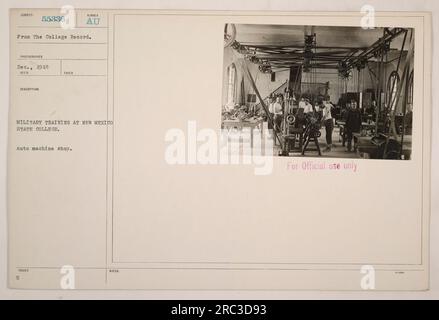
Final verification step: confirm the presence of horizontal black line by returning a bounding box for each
[17,266,425,272]
[17,42,107,45]
[111,12,426,18]
[17,58,107,61]
[17,26,108,29]
[10,9,428,17]
[17,267,106,269]
[13,12,426,21]
[112,261,423,266]
[17,74,107,77]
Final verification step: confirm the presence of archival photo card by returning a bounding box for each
[221,24,414,160]
[7,9,431,291]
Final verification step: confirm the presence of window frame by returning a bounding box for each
[386,70,401,111]
[227,63,237,105]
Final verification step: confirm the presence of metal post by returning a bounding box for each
[239,59,284,149]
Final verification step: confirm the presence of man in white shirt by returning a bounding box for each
[266,96,275,130]
[298,97,307,110]
[272,96,283,132]
[267,96,274,114]
[273,96,283,115]
[303,99,314,114]
[321,99,334,151]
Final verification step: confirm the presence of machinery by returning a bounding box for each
[225,24,414,159]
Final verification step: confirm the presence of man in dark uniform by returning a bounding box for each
[345,100,362,152]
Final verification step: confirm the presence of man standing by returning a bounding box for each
[299,97,307,110]
[267,96,275,129]
[273,95,283,133]
[321,99,334,151]
[345,100,362,152]
[303,98,314,115]
[340,101,351,147]
[364,100,376,120]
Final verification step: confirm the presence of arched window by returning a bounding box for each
[387,71,400,110]
[227,64,237,105]
[407,70,414,106]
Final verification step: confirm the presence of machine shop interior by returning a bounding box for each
[221,24,414,159]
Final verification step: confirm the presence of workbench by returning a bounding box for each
[222,118,264,147]
[356,135,412,159]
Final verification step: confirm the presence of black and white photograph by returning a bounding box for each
[2,2,436,299]
[222,24,414,159]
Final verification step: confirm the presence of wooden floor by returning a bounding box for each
[273,126,361,159]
